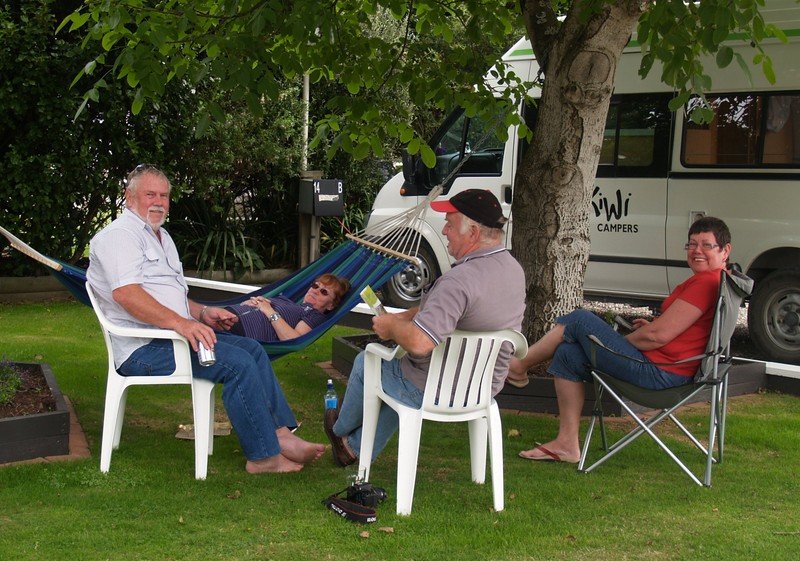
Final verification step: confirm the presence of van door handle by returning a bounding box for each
[503,185,512,204]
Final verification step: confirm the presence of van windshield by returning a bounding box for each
[426,109,506,188]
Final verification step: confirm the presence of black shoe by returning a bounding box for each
[324,408,356,467]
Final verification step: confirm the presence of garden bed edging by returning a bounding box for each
[0,362,70,463]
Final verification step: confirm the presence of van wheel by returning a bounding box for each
[748,269,800,364]
[382,242,440,308]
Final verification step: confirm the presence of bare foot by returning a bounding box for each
[246,454,303,474]
[277,427,326,464]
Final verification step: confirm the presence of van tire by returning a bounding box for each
[382,242,440,308]
[748,269,800,364]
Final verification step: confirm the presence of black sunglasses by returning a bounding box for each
[310,282,330,296]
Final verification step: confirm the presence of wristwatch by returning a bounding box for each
[268,312,281,323]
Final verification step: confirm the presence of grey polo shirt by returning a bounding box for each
[401,245,526,396]
[87,209,190,367]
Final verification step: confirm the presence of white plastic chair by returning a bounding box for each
[86,283,215,479]
[358,329,528,515]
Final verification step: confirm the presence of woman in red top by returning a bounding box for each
[509,217,731,463]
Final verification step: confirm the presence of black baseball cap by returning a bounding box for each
[430,189,507,229]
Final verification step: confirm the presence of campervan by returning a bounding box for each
[364,2,800,363]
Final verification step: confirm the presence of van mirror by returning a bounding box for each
[401,153,416,183]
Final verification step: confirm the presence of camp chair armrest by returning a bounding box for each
[587,334,609,369]
[588,334,606,349]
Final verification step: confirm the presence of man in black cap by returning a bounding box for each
[324,189,525,466]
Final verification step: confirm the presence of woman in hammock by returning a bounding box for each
[223,274,351,343]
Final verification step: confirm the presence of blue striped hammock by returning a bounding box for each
[0,226,414,360]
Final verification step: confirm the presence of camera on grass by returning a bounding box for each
[346,482,387,508]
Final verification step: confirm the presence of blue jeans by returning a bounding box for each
[550,310,691,390]
[333,351,425,461]
[118,332,297,461]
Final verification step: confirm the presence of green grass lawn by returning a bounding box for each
[1,300,799,561]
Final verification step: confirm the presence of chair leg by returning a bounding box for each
[113,388,128,449]
[584,379,705,485]
[579,378,605,471]
[467,417,488,484]
[207,386,216,456]
[100,377,128,473]
[358,387,383,483]
[718,375,729,462]
[487,403,504,512]
[578,413,598,472]
[192,379,215,480]
[702,380,728,487]
[395,413,423,516]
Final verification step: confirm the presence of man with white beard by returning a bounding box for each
[87,165,325,474]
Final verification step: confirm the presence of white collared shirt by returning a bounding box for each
[87,209,190,366]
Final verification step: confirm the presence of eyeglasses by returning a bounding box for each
[310,282,330,296]
[126,163,160,182]
[684,242,720,251]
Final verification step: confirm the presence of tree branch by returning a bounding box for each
[519,0,560,73]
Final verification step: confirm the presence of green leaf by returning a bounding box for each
[131,89,144,115]
[108,7,121,29]
[101,31,119,51]
[668,91,690,112]
[762,57,776,84]
[58,11,90,33]
[369,135,384,158]
[346,81,360,95]
[716,46,733,68]
[69,68,86,90]
[209,101,225,122]
[734,53,754,87]
[766,24,788,43]
[73,96,89,122]
[353,141,371,160]
[639,52,655,78]
[420,144,436,168]
[407,137,420,155]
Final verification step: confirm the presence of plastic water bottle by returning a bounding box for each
[324,379,338,410]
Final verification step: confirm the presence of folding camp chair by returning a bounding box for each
[577,269,754,486]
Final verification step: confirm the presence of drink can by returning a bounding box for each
[197,341,216,367]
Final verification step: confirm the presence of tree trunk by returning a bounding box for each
[513,1,643,341]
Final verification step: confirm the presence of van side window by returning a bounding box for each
[428,110,505,187]
[597,94,672,178]
[682,93,800,166]
[519,94,670,177]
